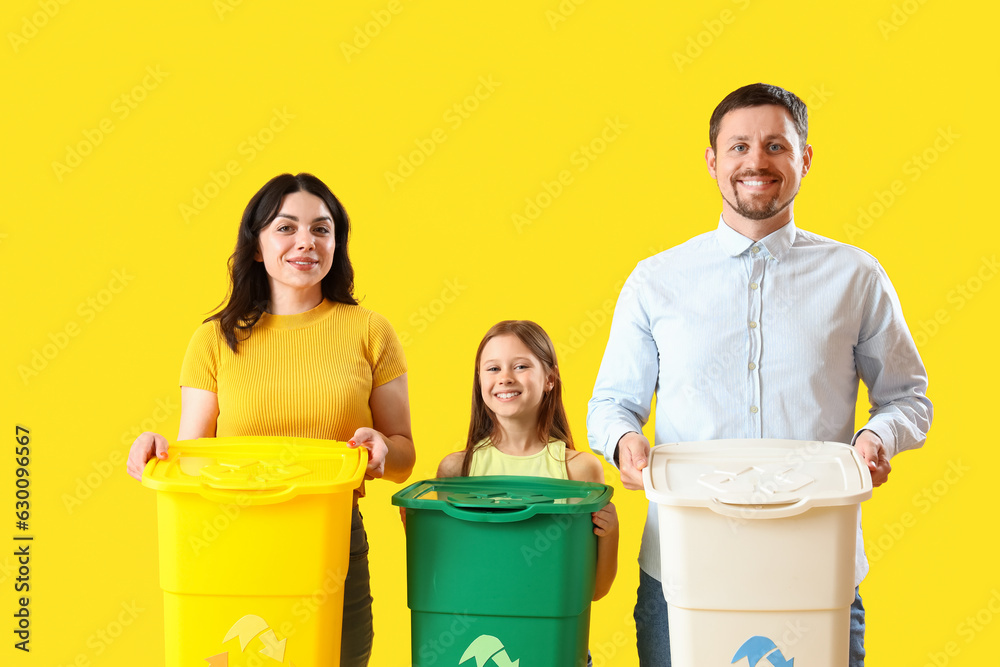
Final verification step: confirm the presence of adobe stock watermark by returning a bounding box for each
[213,0,244,20]
[415,611,478,666]
[866,459,969,563]
[877,0,931,40]
[7,0,71,53]
[384,76,502,192]
[512,116,628,233]
[397,277,468,348]
[672,0,751,72]
[51,66,169,182]
[61,397,179,515]
[844,126,959,241]
[18,269,134,385]
[340,0,411,62]
[545,0,587,30]
[920,588,1000,667]
[910,255,998,348]
[53,600,146,666]
[179,107,296,223]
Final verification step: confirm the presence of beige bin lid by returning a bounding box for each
[642,439,872,519]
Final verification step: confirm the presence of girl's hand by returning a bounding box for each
[348,427,389,480]
[126,432,169,482]
[592,502,619,538]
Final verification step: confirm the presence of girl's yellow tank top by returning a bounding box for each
[468,439,570,479]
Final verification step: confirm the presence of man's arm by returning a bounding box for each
[587,268,660,489]
[852,262,933,484]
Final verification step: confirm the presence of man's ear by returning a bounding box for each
[705,146,718,179]
[800,144,813,178]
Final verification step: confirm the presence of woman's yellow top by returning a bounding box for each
[179,299,406,442]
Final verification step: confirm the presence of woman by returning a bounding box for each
[126,172,414,666]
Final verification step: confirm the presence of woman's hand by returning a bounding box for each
[126,432,169,481]
[349,427,390,480]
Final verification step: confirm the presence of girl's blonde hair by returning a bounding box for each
[461,320,574,476]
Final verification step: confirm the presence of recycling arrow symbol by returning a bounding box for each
[731,635,794,667]
[460,634,520,667]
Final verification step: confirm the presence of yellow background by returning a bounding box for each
[3,0,997,665]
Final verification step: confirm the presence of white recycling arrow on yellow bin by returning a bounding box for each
[223,615,270,651]
[215,614,288,664]
[258,628,287,662]
[460,635,520,667]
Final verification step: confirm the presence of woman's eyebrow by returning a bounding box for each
[274,213,333,222]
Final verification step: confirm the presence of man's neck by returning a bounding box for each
[721,207,793,241]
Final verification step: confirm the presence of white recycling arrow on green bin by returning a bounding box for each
[460,634,520,667]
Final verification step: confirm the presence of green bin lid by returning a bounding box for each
[392,475,612,523]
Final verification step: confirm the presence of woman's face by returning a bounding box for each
[255,191,336,307]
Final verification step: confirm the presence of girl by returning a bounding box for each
[437,320,618,601]
[126,172,415,666]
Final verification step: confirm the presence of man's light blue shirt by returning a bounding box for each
[587,217,932,585]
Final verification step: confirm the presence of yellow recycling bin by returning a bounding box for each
[142,436,367,667]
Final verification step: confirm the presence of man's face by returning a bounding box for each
[706,104,812,226]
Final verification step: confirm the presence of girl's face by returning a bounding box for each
[255,191,336,307]
[479,334,554,427]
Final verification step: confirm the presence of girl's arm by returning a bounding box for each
[567,451,619,601]
[436,452,465,478]
[351,373,415,483]
[125,386,218,481]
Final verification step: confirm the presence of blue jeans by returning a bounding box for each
[635,568,866,666]
[341,506,374,666]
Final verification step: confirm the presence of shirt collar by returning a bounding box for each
[715,215,797,262]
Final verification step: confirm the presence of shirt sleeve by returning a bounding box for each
[587,266,660,465]
[852,261,933,458]
[179,321,220,393]
[366,311,407,388]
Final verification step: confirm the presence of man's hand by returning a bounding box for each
[616,432,651,490]
[855,430,891,487]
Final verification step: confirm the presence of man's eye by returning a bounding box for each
[734,145,746,152]
[769,144,782,151]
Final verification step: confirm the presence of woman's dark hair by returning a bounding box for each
[460,320,574,476]
[208,173,357,352]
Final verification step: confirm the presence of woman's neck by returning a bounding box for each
[267,288,323,315]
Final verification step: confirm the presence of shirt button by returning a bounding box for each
[750,282,759,290]
[748,362,756,370]
[750,406,759,414]
[751,246,760,255]
[749,321,757,329]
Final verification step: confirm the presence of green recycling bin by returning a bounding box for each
[392,475,613,667]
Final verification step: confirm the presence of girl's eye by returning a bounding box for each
[276,224,292,232]
[314,226,331,234]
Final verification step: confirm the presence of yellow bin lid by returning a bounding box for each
[141,436,367,506]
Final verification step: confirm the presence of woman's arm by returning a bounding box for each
[125,387,218,481]
[567,450,619,601]
[350,373,415,484]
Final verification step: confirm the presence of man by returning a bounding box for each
[587,83,932,666]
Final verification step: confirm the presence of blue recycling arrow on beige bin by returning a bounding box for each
[732,636,794,667]
[460,635,520,667]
